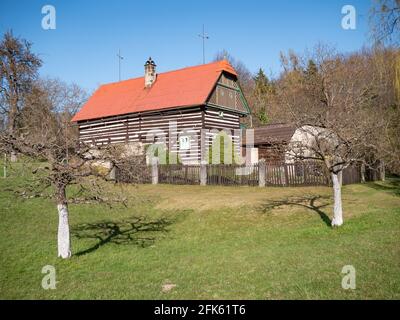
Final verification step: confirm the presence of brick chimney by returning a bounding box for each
[144,57,156,87]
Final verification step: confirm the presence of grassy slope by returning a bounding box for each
[0,172,399,299]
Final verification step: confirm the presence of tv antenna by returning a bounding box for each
[117,49,124,81]
[198,24,209,64]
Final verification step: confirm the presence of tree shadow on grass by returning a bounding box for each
[259,195,332,227]
[71,216,174,256]
[364,178,400,197]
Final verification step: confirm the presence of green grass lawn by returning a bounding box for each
[0,169,399,299]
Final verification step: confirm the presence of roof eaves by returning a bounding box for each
[74,104,204,123]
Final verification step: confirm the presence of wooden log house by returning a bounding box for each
[72,58,250,164]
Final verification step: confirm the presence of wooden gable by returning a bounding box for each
[206,73,250,115]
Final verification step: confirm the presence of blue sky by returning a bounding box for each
[1,0,372,92]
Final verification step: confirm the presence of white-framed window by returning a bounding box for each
[179,135,190,150]
[219,111,224,118]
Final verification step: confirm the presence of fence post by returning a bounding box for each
[152,157,159,185]
[200,161,207,186]
[259,160,266,187]
[283,163,289,187]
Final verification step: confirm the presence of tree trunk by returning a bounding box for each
[7,99,18,163]
[380,160,385,182]
[361,163,366,183]
[331,172,344,227]
[57,203,71,258]
[56,185,71,258]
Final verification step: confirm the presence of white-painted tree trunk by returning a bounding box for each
[361,163,366,183]
[57,203,71,259]
[380,160,385,181]
[331,172,344,227]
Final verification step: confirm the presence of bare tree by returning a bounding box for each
[370,0,400,45]
[0,79,135,259]
[0,31,42,161]
[369,1,400,174]
[276,45,392,226]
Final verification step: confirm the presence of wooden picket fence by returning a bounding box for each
[158,164,201,185]
[264,161,329,186]
[342,165,362,185]
[115,161,381,187]
[206,164,259,186]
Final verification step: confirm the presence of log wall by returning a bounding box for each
[78,106,242,163]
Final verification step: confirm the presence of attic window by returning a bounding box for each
[219,111,224,118]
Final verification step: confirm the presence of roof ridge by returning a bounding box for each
[158,60,224,76]
[104,60,229,87]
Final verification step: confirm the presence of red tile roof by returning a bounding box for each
[72,60,238,122]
